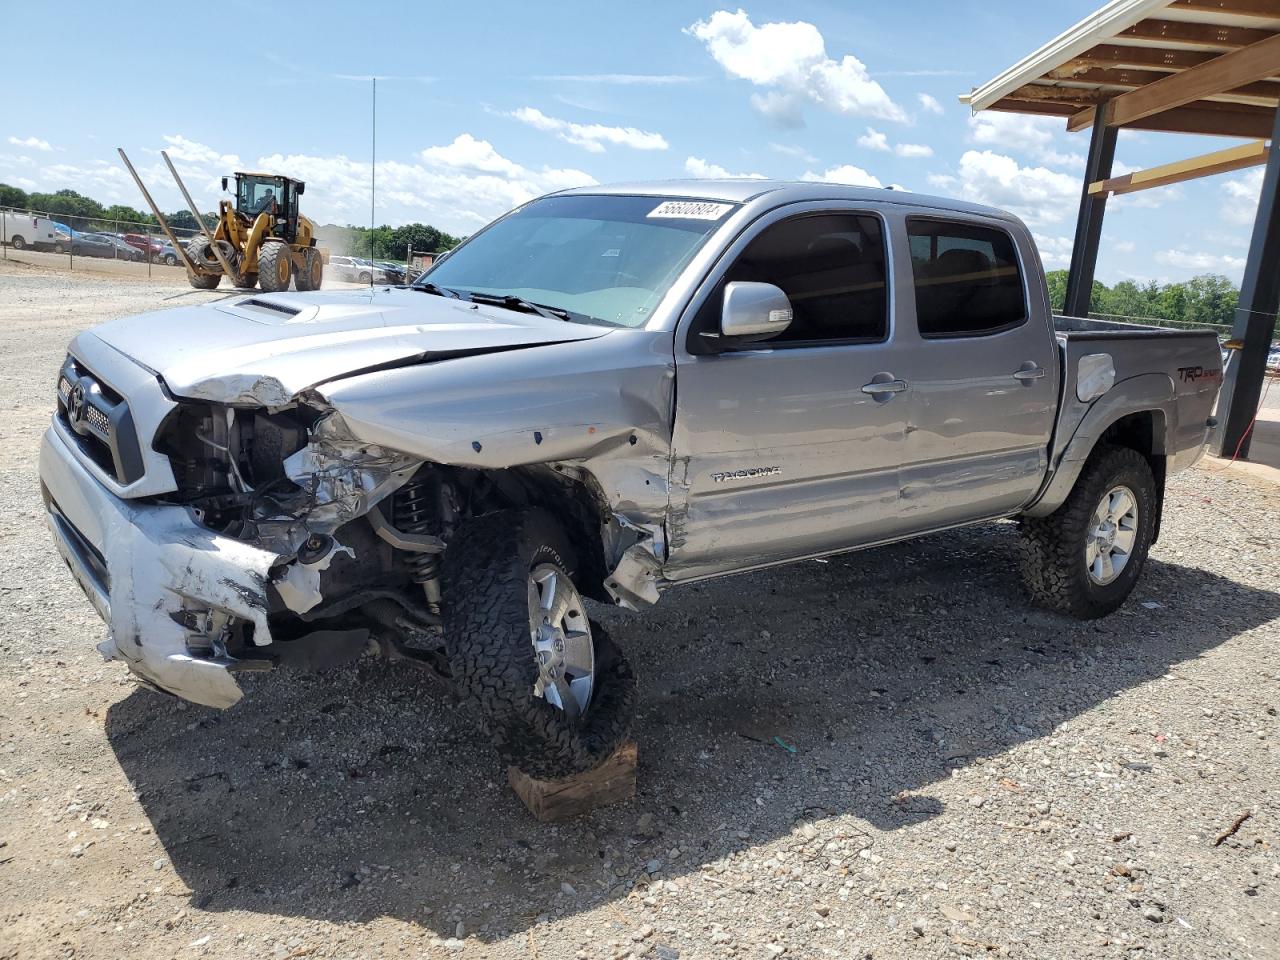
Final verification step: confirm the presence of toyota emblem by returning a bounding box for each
[66,381,88,432]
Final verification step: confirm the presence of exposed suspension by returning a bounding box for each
[392,473,450,612]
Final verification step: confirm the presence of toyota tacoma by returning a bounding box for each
[40,181,1223,777]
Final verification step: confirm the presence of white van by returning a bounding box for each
[1,210,57,251]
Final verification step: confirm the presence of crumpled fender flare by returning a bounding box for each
[1024,373,1175,518]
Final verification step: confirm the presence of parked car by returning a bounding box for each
[71,233,143,260]
[39,181,1223,778]
[122,233,165,258]
[52,222,83,254]
[2,210,57,251]
[155,240,181,266]
[326,255,393,283]
[1267,346,1280,372]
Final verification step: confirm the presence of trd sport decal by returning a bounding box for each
[1177,365,1222,383]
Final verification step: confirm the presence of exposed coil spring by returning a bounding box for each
[394,477,440,584]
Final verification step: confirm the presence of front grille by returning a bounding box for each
[56,355,144,485]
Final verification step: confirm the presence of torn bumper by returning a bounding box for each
[39,424,280,708]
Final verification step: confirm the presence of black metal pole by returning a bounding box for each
[1063,106,1118,318]
[1214,105,1280,460]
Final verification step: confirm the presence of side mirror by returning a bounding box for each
[221,177,228,192]
[296,182,305,196]
[720,281,793,342]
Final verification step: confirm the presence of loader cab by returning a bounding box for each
[226,173,305,242]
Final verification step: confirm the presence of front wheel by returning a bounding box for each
[442,508,637,779]
[257,242,292,292]
[164,254,177,266]
[1017,445,1158,619]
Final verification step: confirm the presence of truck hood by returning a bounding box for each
[84,287,614,406]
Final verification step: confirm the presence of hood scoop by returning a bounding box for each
[238,297,304,319]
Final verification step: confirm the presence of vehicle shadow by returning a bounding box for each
[104,520,1280,943]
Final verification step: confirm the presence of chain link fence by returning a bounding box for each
[1,204,207,279]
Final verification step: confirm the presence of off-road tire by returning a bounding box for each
[185,238,223,289]
[1017,444,1157,619]
[10,235,26,250]
[257,242,292,292]
[232,272,259,289]
[441,508,637,779]
[294,247,323,291]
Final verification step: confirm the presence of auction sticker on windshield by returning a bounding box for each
[647,201,734,220]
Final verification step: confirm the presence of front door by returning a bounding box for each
[667,209,910,582]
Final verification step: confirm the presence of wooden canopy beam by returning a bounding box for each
[1169,0,1280,22]
[1114,18,1276,50]
[1088,139,1270,195]
[1102,32,1280,127]
[1069,97,1279,135]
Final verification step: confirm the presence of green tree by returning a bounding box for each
[0,183,28,208]
[25,189,104,221]
[1184,274,1238,327]
[101,204,154,227]
[1045,269,1068,312]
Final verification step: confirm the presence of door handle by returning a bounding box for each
[860,378,907,395]
[1012,365,1046,381]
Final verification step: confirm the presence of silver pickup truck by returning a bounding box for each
[40,180,1222,777]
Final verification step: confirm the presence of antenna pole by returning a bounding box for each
[370,76,377,286]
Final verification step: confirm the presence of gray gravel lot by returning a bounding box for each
[1,263,1278,960]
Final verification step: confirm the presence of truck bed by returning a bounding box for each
[1047,314,1222,480]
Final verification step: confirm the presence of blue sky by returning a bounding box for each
[0,0,1266,285]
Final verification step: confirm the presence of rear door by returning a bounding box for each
[667,205,911,581]
[896,216,1059,530]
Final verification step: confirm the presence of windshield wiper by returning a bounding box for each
[412,282,462,299]
[464,292,572,322]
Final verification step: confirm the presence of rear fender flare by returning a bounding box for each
[1025,373,1174,518]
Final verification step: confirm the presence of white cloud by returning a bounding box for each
[859,127,933,158]
[509,107,668,153]
[967,112,1081,168]
[1155,248,1246,275]
[684,156,766,179]
[1111,239,1137,254]
[537,74,698,85]
[1033,234,1074,269]
[7,136,51,152]
[262,135,596,230]
[858,128,890,152]
[687,9,907,125]
[918,93,945,116]
[421,133,523,177]
[769,142,818,164]
[801,164,883,188]
[1222,167,1263,225]
[927,150,1078,227]
[895,142,933,158]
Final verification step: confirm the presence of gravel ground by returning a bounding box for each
[1,264,1278,960]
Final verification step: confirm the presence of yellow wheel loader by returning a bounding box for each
[118,149,324,293]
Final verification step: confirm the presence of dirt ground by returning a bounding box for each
[1,262,1277,960]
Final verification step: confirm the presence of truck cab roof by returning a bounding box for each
[553,179,1016,222]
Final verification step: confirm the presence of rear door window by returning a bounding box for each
[907,219,1026,338]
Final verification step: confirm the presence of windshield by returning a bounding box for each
[418,194,736,327]
[237,176,284,216]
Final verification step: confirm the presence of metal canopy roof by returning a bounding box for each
[962,0,1280,137]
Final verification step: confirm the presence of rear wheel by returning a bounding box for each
[232,272,259,289]
[257,242,292,292]
[163,253,177,266]
[294,248,323,291]
[10,235,25,250]
[54,241,65,254]
[442,508,637,779]
[1018,445,1157,619]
